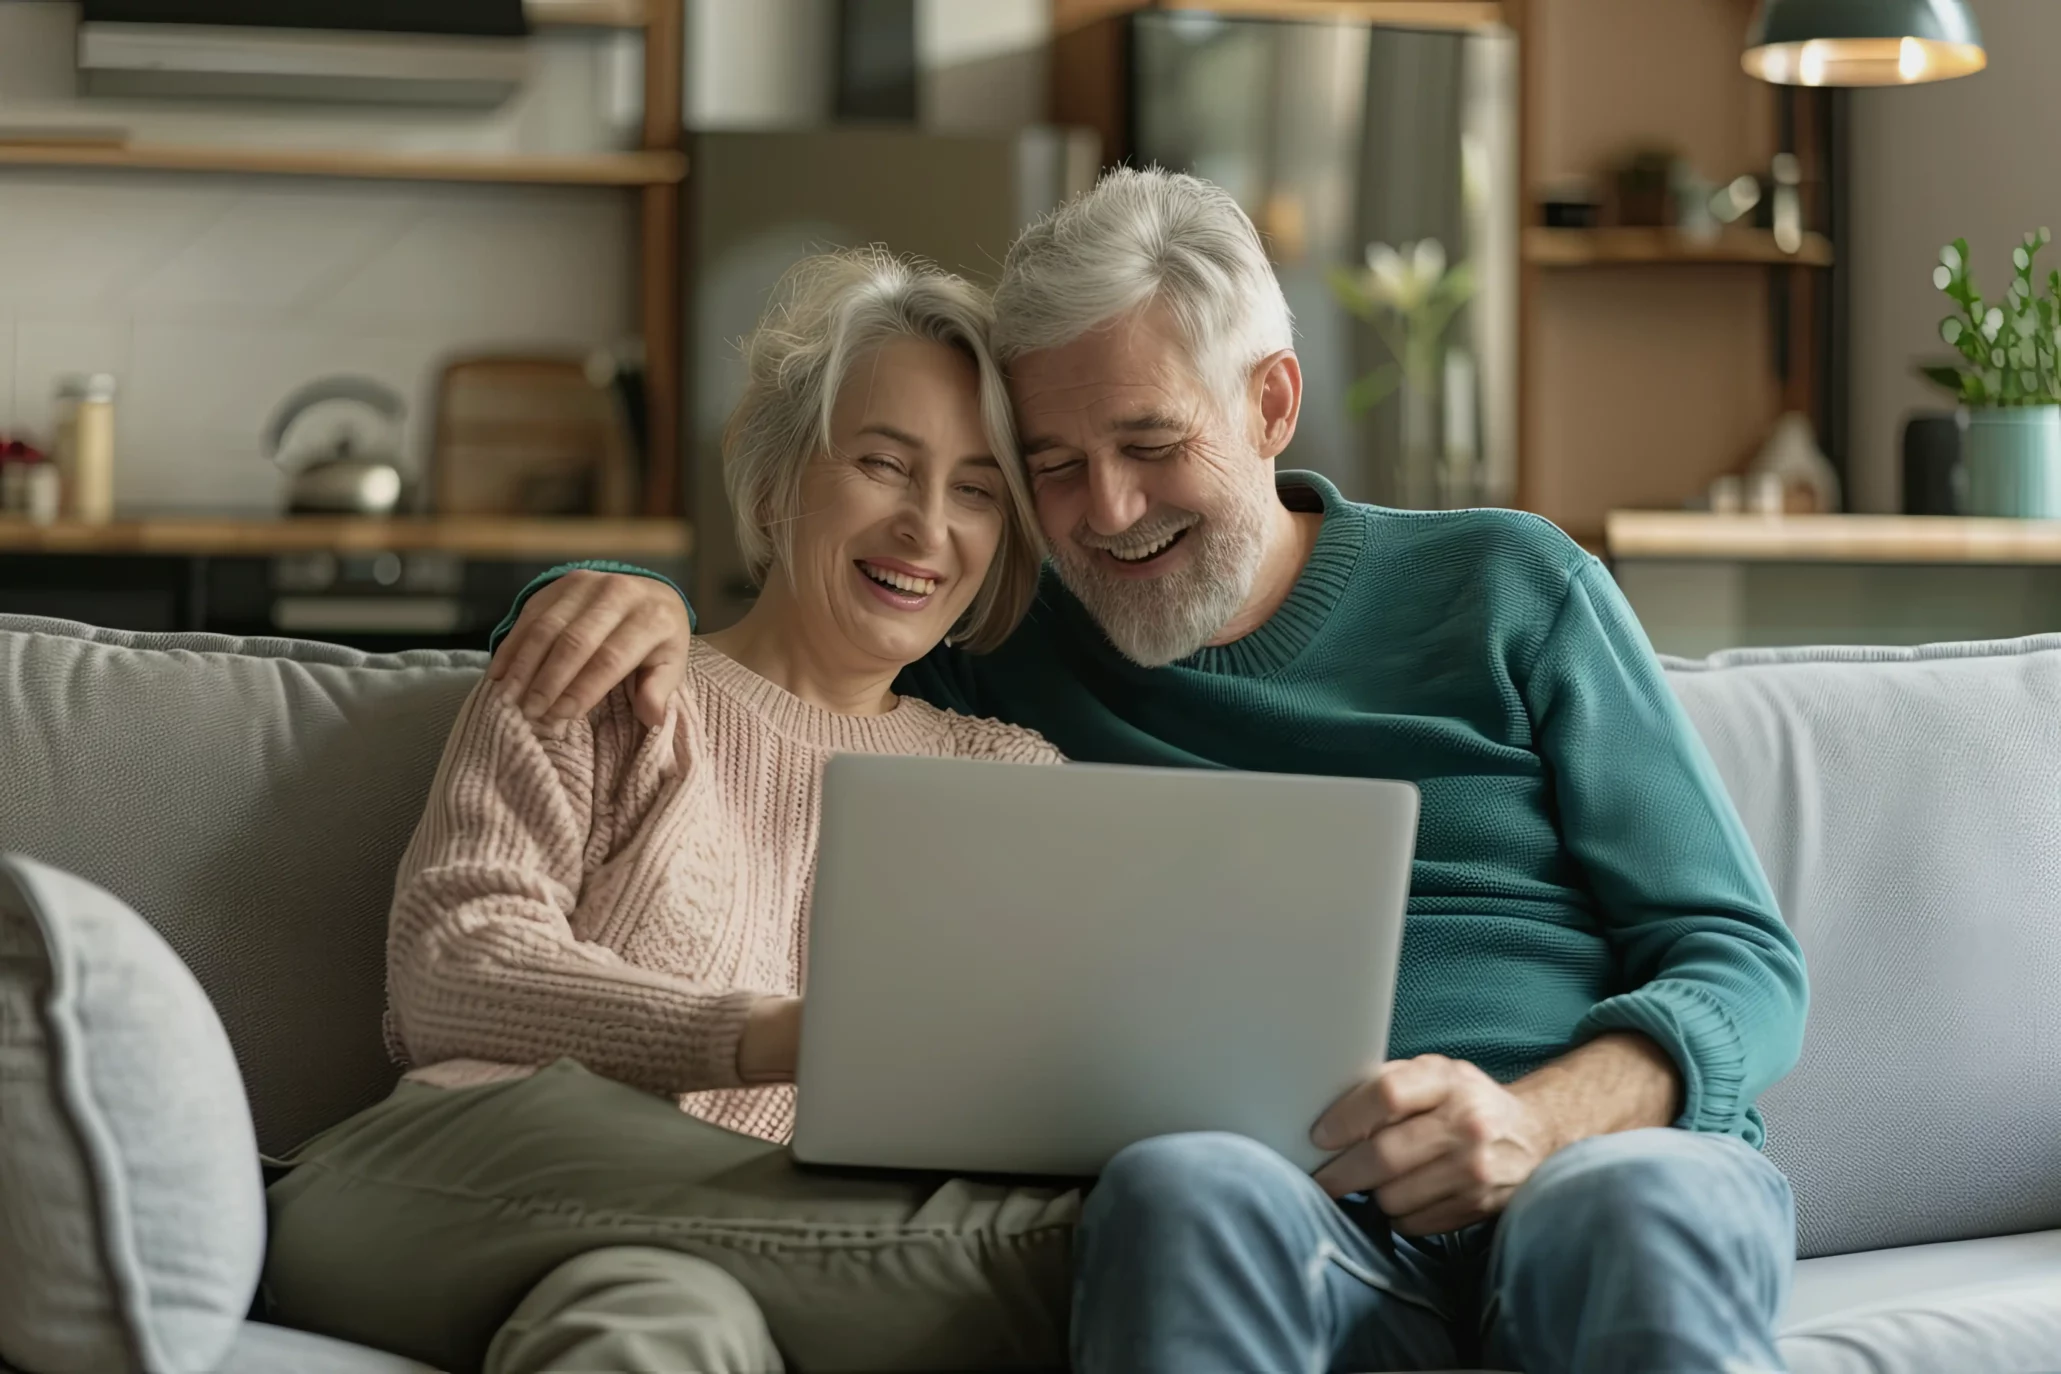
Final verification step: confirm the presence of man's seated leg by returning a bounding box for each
[1484,1127,1794,1374]
[1073,1131,1473,1374]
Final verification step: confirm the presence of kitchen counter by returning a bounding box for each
[0,515,693,560]
[1605,511,2061,564]
[1603,511,2061,658]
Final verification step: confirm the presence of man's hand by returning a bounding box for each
[488,570,691,728]
[1310,1054,1561,1235]
[1308,1033,1681,1236]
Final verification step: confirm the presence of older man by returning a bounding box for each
[496,168,1807,1374]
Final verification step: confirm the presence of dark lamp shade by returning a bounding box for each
[1743,0,1986,85]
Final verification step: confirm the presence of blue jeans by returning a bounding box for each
[1073,1127,1794,1374]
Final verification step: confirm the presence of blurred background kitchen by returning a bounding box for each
[0,0,2054,655]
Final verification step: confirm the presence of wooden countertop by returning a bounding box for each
[0,516,693,559]
[1606,510,2061,564]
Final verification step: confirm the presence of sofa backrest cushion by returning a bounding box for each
[1664,637,2061,1259]
[0,615,481,1157]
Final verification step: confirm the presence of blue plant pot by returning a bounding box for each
[1962,406,2061,518]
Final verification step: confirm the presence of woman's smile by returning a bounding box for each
[855,557,944,609]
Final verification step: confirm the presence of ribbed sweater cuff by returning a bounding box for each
[1574,981,1747,1134]
[689,988,766,1091]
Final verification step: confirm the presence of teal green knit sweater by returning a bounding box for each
[498,473,1807,1142]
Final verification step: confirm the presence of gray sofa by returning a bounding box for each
[1,611,2058,1374]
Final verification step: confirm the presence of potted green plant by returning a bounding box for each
[1924,228,2061,517]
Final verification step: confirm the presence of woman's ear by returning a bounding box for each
[1251,350,1303,461]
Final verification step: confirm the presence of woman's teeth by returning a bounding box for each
[1108,529,1183,563]
[860,563,936,596]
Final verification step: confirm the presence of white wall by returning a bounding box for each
[0,3,638,514]
[1849,0,2061,513]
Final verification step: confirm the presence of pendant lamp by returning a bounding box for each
[1743,0,1986,86]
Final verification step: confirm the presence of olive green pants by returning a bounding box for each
[264,1060,1080,1374]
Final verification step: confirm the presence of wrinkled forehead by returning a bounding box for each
[1005,311,1216,452]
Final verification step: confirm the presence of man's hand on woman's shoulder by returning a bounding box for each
[491,570,692,729]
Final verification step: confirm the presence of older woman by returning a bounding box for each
[263,249,1077,1374]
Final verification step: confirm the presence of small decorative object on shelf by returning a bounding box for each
[1610,149,1676,228]
[67,375,118,525]
[1330,239,1479,509]
[1537,179,1599,230]
[1770,153,1804,256]
[1923,229,2061,518]
[1747,411,1841,513]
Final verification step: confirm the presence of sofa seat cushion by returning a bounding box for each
[1781,1230,2061,1374]
[211,1323,441,1374]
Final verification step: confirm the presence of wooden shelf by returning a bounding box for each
[526,0,649,26]
[1155,0,1504,29]
[1526,227,1834,268]
[0,516,693,560]
[0,143,686,186]
[1605,511,2061,565]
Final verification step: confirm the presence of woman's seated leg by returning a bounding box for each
[264,1059,1077,1374]
[486,1247,781,1374]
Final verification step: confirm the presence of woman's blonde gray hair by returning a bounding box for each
[723,246,1042,654]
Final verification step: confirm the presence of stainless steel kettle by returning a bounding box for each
[265,376,409,516]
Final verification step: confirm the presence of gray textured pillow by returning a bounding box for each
[0,854,265,1374]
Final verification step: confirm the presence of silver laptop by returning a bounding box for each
[792,755,1418,1177]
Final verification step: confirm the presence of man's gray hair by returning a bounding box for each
[990,166,1294,405]
[724,246,1041,653]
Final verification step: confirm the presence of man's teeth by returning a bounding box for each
[1108,531,1181,563]
[861,564,936,596]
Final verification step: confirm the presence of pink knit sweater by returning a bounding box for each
[385,640,1061,1142]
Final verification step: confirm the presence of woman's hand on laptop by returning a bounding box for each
[738,996,804,1084]
[1308,1054,1557,1236]
[491,570,691,729]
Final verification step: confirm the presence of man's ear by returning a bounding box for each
[1251,350,1302,460]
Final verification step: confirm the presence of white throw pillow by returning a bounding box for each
[0,854,264,1374]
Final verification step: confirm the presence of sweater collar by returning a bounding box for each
[1049,469,1368,679]
[1177,470,1367,677]
[690,641,946,752]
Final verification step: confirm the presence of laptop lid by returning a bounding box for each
[793,755,1417,1176]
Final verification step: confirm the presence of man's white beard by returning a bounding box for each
[1050,489,1272,668]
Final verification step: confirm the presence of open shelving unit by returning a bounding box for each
[1512,0,1846,544]
[0,0,689,522]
